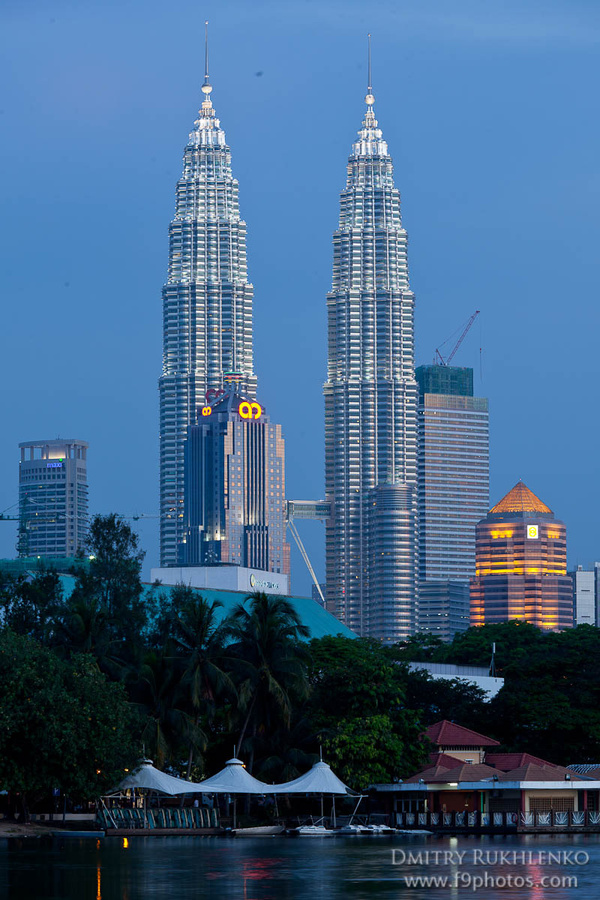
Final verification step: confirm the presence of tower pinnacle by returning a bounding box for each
[201,20,213,110]
[365,33,375,108]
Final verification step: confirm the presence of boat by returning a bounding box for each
[363,824,395,834]
[52,831,105,839]
[293,825,336,836]
[231,825,285,836]
[339,824,369,834]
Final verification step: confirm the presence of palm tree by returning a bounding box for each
[228,592,311,772]
[131,649,203,770]
[167,593,236,777]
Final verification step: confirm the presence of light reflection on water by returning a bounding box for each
[1,833,600,899]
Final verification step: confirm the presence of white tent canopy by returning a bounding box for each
[272,761,354,795]
[113,757,353,798]
[196,758,274,794]
[115,760,206,796]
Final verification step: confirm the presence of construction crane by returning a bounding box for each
[435,310,480,366]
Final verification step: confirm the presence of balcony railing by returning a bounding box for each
[396,810,600,830]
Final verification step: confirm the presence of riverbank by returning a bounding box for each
[0,820,49,839]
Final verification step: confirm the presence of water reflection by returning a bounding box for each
[0,834,599,899]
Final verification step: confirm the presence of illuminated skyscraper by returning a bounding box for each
[178,389,290,578]
[159,41,256,565]
[19,439,88,558]
[470,481,573,630]
[324,46,418,640]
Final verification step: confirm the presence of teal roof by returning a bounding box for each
[56,575,355,641]
[0,557,90,577]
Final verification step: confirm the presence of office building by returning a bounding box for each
[470,481,573,630]
[177,389,290,581]
[324,59,418,641]
[418,581,471,642]
[416,364,489,640]
[568,564,600,626]
[18,439,88,558]
[159,51,257,565]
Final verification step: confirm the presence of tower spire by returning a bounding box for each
[365,33,375,109]
[204,20,210,88]
[201,20,214,113]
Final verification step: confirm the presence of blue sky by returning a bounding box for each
[1,0,600,592]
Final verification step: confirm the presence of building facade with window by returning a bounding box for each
[470,481,573,630]
[159,65,257,566]
[18,439,88,558]
[177,389,290,580]
[324,72,418,641]
[568,564,600,626]
[416,364,489,640]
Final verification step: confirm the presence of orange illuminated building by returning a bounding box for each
[470,481,573,630]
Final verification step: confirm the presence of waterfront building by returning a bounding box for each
[18,439,88,558]
[416,364,489,640]
[324,54,418,641]
[176,389,290,580]
[159,49,257,566]
[470,481,573,630]
[371,720,597,830]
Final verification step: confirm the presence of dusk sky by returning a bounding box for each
[2,0,600,594]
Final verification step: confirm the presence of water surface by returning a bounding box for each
[1,832,599,899]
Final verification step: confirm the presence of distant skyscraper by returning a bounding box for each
[324,50,418,641]
[568,564,599,626]
[471,481,573,631]
[18,439,88,558]
[416,364,489,641]
[178,388,290,577]
[159,45,256,566]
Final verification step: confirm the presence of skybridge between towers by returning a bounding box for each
[285,501,330,608]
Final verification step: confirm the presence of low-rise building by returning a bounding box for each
[370,720,600,831]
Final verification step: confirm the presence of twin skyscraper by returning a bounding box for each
[158,34,489,641]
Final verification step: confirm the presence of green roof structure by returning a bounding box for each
[53,575,356,642]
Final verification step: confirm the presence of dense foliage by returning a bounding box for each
[1,514,599,809]
[0,631,137,802]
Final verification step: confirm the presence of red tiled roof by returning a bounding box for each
[424,720,500,748]
[428,752,468,768]
[404,765,452,784]
[426,763,499,784]
[486,752,559,771]
[498,763,583,783]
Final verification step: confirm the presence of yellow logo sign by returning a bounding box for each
[201,406,212,417]
[238,402,262,420]
[527,525,539,540]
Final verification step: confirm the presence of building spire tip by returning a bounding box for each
[202,20,213,100]
[365,32,375,107]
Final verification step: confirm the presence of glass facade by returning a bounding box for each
[470,482,573,631]
[159,75,257,566]
[416,365,473,399]
[18,439,88,558]
[416,367,489,640]
[418,581,471,642]
[324,81,418,641]
[179,391,290,576]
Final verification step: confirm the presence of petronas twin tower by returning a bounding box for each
[159,54,257,566]
[324,73,418,641]
[159,38,418,641]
